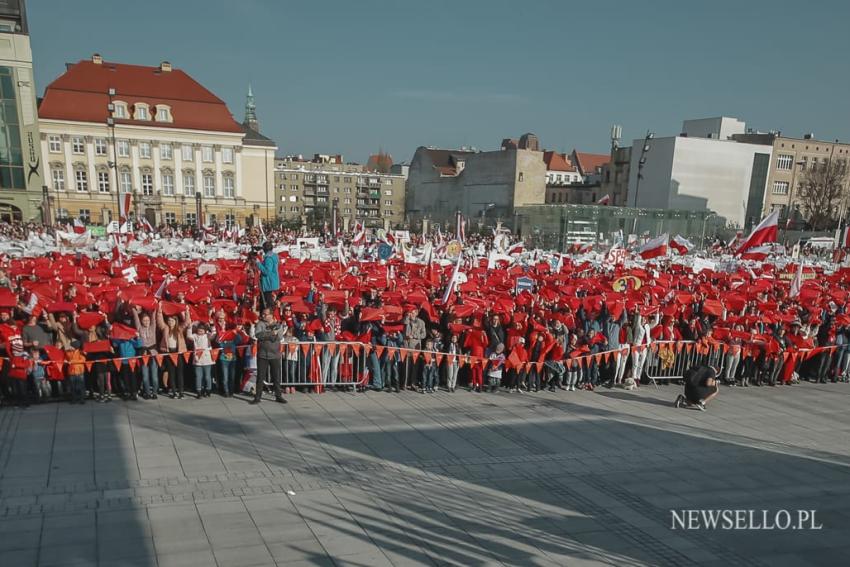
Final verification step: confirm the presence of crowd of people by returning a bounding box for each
[0,220,848,410]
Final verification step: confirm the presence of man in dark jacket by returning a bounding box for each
[250,308,286,404]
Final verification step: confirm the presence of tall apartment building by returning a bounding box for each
[37,55,277,227]
[0,0,44,222]
[732,132,850,225]
[274,155,406,230]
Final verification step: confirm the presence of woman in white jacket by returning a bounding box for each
[188,322,215,398]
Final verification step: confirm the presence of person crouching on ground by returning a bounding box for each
[675,364,719,411]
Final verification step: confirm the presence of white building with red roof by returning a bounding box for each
[38,54,277,228]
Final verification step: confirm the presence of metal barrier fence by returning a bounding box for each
[248,341,369,393]
[642,340,725,386]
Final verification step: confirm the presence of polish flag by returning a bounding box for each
[596,194,611,205]
[352,222,366,246]
[669,235,693,255]
[72,218,86,234]
[440,254,463,305]
[507,242,525,256]
[638,233,668,259]
[118,193,132,224]
[740,244,774,261]
[736,211,779,255]
[789,262,804,299]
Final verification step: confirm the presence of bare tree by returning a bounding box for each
[797,159,848,230]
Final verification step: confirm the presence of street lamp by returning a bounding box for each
[107,87,120,226]
[632,130,654,232]
[700,212,717,251]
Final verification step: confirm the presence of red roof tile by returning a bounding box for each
[543,151,577,172]
[572,151,610,175]
[38,60,243,133]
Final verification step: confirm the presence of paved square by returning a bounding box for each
[2,383,850,566]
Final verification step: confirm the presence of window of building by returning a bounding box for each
[203,174,215,197]
[344,187,351,193]
[344,208,351,214]
[317,196,327,203]
[224,213,235,229]
[97,171,110,193]
[289,195,297,202]
[0,67,30,187]
[135,105,149,120]
[117,139,130,158]
[79,209,91,223]
[292,174,298,180]
[772,181,789,195]
[776,154,793,170]
[223,176,235,198]
[139,142,151,159]
[221,147,233,163]
[291,185,298,191]
[518,172,524,181]
[112,103,127,119]
[162,174,174,196]
[384,190,392,196]
[75,170,88,192]
[156,107,170,122]
[290,206,299,212]
[48,135,62,153]
[799,157,807,170]
[208,214,217,225]
[56,208,69,221]
[160,143,172,160]
[384,200,393,206]
[141,173,153,195]
[51,169,65,191]
[72,137,85,154]
[343,176,351,182]
[344,198,351,204]
[120,171,132,193]
[165,212,176,225]
[202,146,213,162]
[183,173,195,196]
[185,212,197,225]
[94,138,107,156]
[182,144,193,161]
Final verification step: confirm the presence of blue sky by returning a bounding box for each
[28,0,850,163]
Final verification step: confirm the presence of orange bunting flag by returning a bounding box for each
[168,353,179,366]
[326,343,337,356]
[141,355,151,366]
[84,361,94,372]
[112,358,122,371]
[182,351,192,363]
[128,358,138,371]
[154,354,164,367]
[375,345,385,358]
[211,349,221,362]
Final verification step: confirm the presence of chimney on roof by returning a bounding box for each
[92,53,103,65]
[159,61,172,73]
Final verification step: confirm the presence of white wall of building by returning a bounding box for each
[628,136,771,228]
[681,117,746,140]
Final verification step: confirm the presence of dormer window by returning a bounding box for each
[134,103,150,120]
[112,101,128,119]
[155,105,172,122]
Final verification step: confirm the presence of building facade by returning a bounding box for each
[274,155,406,230]
[37,55,277,227]
[731,132,850,225]
[0,0,44,222]
[599,145,631,207]
[405,138,546,227]
[627,118,771,229]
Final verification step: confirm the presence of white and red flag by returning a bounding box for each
[736,210,778,255]
[72,218,86,234]
[638,233,668,259]
[118,193,132,224]
[352,222,366,246]
[596,194,611,205]
[507,242,525,256]
[669,235,693,255]
[789,262,804,299]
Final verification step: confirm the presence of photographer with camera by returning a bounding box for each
[249,307,286,404]
[254,241,280,310]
